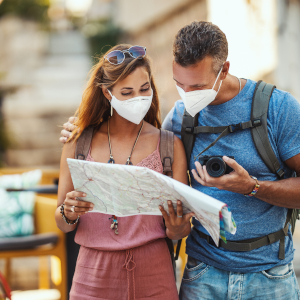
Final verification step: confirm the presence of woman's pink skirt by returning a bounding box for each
[70,238,179,300]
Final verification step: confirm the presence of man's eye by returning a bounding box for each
[141,87,150,92]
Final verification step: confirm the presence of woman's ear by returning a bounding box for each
[102,87,112,101]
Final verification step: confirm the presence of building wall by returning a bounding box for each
[208,0,277,81]
[276,0,300,100]
[112,0,195,34]
[121,0,207,119]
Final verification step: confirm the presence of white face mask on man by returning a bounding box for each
[176,65,223,117]
[107,89,153,125]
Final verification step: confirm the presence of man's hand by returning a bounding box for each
[59,117,78,143]
[192,156,256,195]
[159,200,194,240]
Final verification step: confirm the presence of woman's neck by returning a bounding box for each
[107,114,143,137]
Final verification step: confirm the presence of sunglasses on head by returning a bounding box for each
[104,45,146,65]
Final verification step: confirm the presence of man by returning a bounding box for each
[61,21,300,299]
[161,21,300,300]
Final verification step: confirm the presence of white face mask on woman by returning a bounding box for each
[176,65,223,117]
[108,89,153,124]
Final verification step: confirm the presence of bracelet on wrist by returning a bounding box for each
[60,203,80,225]
[244,176,260,197]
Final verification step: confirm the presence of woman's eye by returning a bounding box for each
[141,87,150,92]
[121,92,132,96]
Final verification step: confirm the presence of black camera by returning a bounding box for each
[198,155,235,177]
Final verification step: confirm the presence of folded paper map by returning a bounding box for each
[67,158,236,246]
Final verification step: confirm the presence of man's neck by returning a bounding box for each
[210,74,246,106]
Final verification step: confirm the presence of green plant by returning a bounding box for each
[0,0,50,23]
[82,21,122,58]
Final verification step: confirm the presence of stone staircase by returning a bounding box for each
[1,18,91,168]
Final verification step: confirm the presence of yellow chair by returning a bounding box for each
[0,196,67,300]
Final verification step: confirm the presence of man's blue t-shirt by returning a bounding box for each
[162,79,300,273]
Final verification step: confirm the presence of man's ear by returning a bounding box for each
[220,61,230,80]
[102,87,112,101]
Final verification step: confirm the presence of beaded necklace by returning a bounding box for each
[107,119,144,234]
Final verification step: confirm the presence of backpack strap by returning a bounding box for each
[251,80,285,179]
[181,110,199,169]
[251,81,289,259]
[181,110,261,163]
[159,129,182,263]
[160,129,174,177]
[75,126,94,160]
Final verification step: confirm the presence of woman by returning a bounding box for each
[55,44,193,300]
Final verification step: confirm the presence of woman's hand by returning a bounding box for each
[59,117,78,143]
[159,200,194,240]
[63,191,94,220]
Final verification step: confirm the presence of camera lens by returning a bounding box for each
[206,157,226,177]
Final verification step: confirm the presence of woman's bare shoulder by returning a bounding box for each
[62,139,77,159]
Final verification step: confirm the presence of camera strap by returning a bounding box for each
[192,119,261,161]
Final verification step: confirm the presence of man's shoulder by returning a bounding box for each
[271,87,298,106]
[162,100,184,137]
[173,99,185,113]
[245,79,298,110]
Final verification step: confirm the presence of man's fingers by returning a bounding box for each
[61,129,71,138]
[68,117,77,124]
[191,169,213,187]
[195,161,205,179]
[223,156,243,174]
[63,122,76,132]
[59,136,68,144]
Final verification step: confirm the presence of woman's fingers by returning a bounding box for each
[64,191,94,218]
[159,205,170,222]
[176,200,183,218]
[167,201,176,218]
[66,191,86,200]
[183,212,195,222]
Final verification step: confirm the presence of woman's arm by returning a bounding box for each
[55,141,94,233]
[159,136,194,240]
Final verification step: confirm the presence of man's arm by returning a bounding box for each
[193,153,300,208]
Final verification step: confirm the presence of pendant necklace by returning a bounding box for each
[107,118,144,234]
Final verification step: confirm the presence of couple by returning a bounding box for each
[56,21,300,300]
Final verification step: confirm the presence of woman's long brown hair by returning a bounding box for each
[71,44,161,141]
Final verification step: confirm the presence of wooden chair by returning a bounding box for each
[0,196,67,300]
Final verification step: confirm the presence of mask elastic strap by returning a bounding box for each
[216,80,223,94]
[212,64,224,90]
[107,90,113,97]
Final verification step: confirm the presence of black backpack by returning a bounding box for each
[180,80,299,259]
